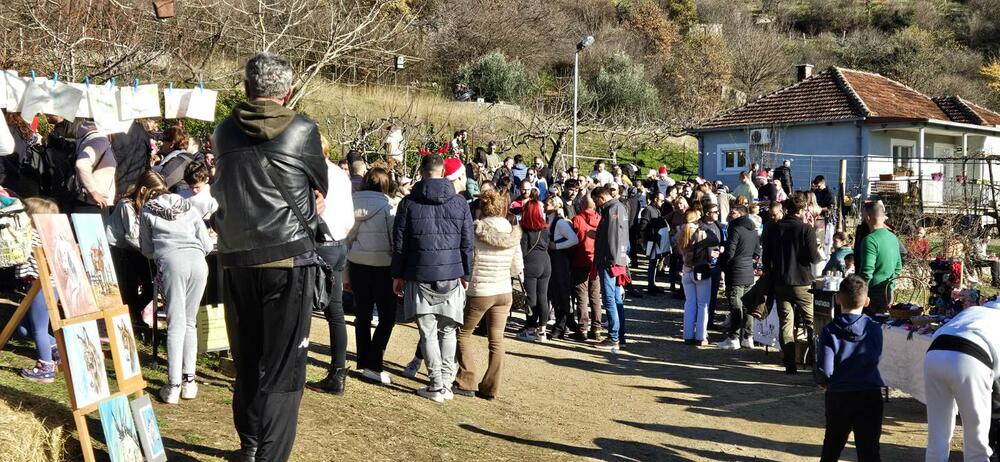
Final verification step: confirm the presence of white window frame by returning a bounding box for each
[891,138,916,168]
[717,143,749,175]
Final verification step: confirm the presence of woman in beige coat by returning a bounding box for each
[454,190,524,399]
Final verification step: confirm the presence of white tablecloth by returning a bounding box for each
[878,325,933,404]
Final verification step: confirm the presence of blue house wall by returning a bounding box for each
[698,122,869,196]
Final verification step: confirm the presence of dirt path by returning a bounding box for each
[0,279,946,461]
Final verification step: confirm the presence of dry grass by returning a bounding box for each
[300,84,527,155]
[0,400,65,462]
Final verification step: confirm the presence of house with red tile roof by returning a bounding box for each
[690,65,1000,204]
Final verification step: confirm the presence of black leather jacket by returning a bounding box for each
[211,114,328,266]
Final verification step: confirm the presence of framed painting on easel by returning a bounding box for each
[32,214,98,319]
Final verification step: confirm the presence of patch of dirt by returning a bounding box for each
[0,276,951,461]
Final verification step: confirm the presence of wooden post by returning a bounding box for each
[0,279,40,350]
[839,159,847,232]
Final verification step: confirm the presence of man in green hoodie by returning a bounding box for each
[212,52,329,462]
[859,201,901,313]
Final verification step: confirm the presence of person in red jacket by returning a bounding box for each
[572,192,602,340]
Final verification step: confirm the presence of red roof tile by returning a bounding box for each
[694,66,1000,130]
[838,68,949,120]
[696,70,861,129]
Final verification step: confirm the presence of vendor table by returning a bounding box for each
[878,324,933,404]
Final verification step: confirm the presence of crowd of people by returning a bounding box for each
[2,52,1000,462]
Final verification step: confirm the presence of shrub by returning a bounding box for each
[453,52,539,103]
[590,52,661,121]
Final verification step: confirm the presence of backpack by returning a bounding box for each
[157,150,196,190]
[44,129,79,208]
[0,199,33,268]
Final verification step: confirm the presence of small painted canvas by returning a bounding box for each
[71,213,122,308]
[98,396,143,462]
[62,321,110,408]
[34,214,99,319]
[130,395,166,462]
[109,313,141,380]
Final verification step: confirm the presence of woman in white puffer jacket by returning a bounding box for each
[345,168,398,384]
[454,190,524,399]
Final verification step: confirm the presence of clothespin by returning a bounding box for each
[52,72,58,83]
[109,77,116,90]
[168,82,173,93]
[84,76,91,88]
[133,78,139,92]
[198,80,204,93]
[30,70,36,82]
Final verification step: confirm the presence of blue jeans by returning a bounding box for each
[682,269,712,341]
[18,291,55,362]
[599,267,625,343]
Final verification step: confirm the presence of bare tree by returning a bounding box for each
[724,20,793,98]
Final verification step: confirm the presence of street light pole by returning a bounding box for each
[572,50,580,168]
[572,35,594,170]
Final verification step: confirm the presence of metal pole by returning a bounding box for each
[839,159,847,232]
[572,51,579,168]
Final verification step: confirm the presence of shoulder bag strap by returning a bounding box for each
[252,146,317,249]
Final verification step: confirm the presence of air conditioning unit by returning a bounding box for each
[750,129,771,145]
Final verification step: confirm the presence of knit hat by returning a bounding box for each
[658,165,667,175]
[444,157,465,181]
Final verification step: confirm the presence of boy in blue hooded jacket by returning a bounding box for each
[816,274,884,462]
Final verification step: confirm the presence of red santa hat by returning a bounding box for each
[444,157,466,181]
[658,165,667,175]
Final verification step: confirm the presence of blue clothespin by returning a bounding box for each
[109,77,116,91]
[30,70,36,82]
[133,78,139,92]
[198,80,204,93]
[52,72,58,83]
[168,82,173,93]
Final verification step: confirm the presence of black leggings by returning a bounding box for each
[109,246,154,328]
[549,249,576,333]
[317,244,348,370]
[523,254,552,329]
[348,262,397,372]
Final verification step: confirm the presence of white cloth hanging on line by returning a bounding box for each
[20,78,85,123]
[119,84,161,119]
[163,88,218,122]
[88,84,133,135]
[69,83,94,119]
[2,71,27,112]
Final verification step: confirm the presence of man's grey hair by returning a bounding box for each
[245,52,293,99]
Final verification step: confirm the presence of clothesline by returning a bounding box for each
[1,70,220,135]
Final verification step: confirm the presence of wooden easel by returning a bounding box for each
[1,248,147,462]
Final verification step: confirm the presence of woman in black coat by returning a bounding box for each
[718,205,761,350]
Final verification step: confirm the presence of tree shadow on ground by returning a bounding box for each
[459,423,695,461]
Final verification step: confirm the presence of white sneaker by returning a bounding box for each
[159,384,180,404]
[716,338,741,350]
[741,338,755,349]
[441,387,454,401]
[402,357,422,379]
[363,369,391,385]
[416,386,445,403]
[516,330,537,342]
[181,379,198,400]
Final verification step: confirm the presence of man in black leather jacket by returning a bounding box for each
[211,52,328,462]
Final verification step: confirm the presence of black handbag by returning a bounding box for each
[253,147,334,310]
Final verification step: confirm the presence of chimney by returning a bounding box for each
[796,64,814,82]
